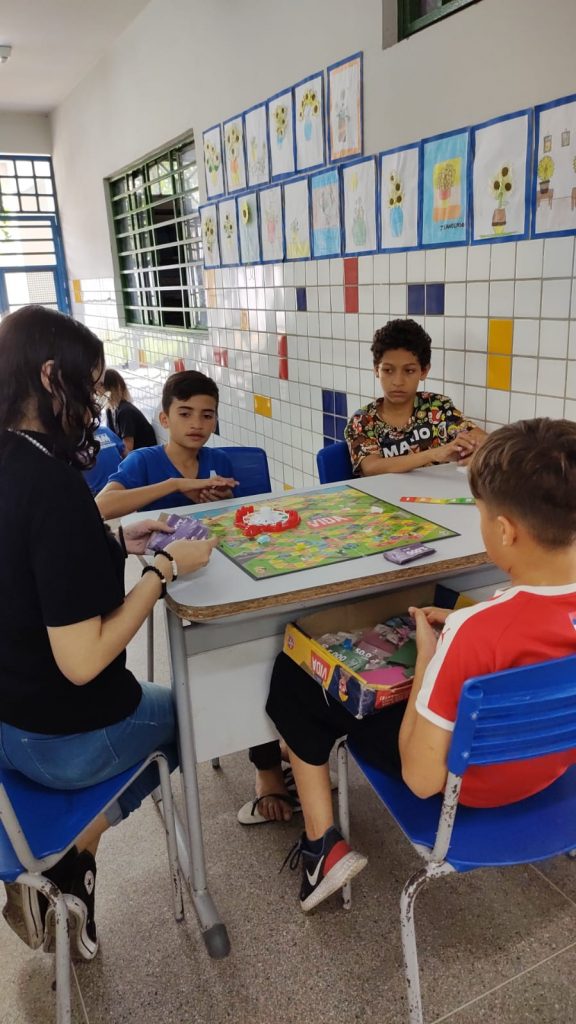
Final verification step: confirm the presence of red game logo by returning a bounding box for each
[309,515,351,529]
[310,652,331,685]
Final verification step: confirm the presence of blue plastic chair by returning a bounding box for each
[336,654,576,1024]
[316,441,354,484]
[0,753,183,1024]
[216,446,272,498]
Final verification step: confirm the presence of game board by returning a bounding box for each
[190,485,458,581]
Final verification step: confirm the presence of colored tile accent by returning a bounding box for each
[334,391,347,417]
[240,309,249,331]
[279,358,288,380]
[407,283,425,315]
[174,358,185,372]
[344,257,358,286]
[72,278,82,303]
[486,354,512,391]
[254,394,272,418]
[283,483,294,491]
[323,436,333,448]
[206,289,217,308]
[296,286,307,311]
[138,349,147,367]
[344,285,359,314]
[334,416,347,441]
[426,282,445,315]
[278,334,288,358]
[204,269,215,289]
[214,348,228,368]
[323,413,336,437]
[488,318,514,355]
[322,389,335,413]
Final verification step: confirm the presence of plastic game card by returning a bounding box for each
[384,543,435,565]
[147,514,210,553]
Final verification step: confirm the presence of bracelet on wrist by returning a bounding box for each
[141,564,167,599]
[154,549,178,580]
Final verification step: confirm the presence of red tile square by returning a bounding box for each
[278,334,288,358]
[174,358,185,372]
[344,257,358,286]
[345,285,359,314]
[279,357,289,380]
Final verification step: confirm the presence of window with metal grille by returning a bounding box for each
[0,156,56,215]
[108,137,206,331]
[397,0,480,39]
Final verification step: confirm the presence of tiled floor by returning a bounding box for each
[2,563,576,1023]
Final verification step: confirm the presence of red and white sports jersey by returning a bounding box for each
[416,585,576,807]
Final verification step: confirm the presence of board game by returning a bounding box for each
[190,485,458,580]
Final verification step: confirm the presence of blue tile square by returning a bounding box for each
[334,391,348,417]
[407,283,425,316]
[296,286,307,311]
[334,416,347,441]
[323,413,335,438]
[426,282,445,315]
[322,389,335,413]
[323,436,333,448]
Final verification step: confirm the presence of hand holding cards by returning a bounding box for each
[147,513,211,553]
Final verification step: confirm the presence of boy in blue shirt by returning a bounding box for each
[96,371,237,518]
[83,425,124,496]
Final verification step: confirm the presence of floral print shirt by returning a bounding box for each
[344,392,475,473]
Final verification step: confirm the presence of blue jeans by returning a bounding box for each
[0,682,179,825]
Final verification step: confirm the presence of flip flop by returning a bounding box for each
[237,767,338,825]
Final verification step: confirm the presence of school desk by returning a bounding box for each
[125,464,505,959]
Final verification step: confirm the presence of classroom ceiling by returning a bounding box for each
[0,0,151,113]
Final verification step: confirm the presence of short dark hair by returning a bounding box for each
[371,319,432,369]
[0,305,104,469]
[161,370,219,413]
[469,418,576,549]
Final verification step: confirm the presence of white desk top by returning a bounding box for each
[125,464,490,622]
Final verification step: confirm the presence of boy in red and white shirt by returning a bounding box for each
[267,418,576,911]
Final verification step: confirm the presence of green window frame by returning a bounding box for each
[398,0,480,39]
[107,136,206,331]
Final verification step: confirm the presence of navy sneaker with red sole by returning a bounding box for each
[283,826,367,912]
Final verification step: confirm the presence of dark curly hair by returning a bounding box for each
[469,418,576,549]
[0,305,104,469]
[371,319,432,369]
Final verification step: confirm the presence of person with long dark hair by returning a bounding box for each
[102,368,157,452]
[0,305,215,959]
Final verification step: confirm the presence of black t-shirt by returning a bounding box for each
[0,431,142,734]
[107,401,157,449]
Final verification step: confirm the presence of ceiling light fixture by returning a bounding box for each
[0,45,13,64]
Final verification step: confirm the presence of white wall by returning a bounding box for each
[52,0,576,280]
[0,111,51,154]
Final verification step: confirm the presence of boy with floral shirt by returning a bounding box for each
[345,319,486,475]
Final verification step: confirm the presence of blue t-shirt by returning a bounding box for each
[83,426,124,496]
[106,444,237,511]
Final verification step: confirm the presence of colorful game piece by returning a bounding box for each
[234,504,301,537]
[400,496,475,505]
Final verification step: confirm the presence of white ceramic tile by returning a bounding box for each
[444,350,465,383]
[467,245,490,280]
[358,313,375,341]
[407,249,425,281]
[425,315,444,345]
[293,262,306,286]
[448,381,464,408]
[539,319,568,358]
[444,317,466,349]
[317,259,331,285]
[333,365,347,390]
[444,246,468,281]
[511,356,537,392]
[345,340,360,366]
[485,388,511,423]
[513,319,539,356]
[389,251,407,283]
[514,280,541,318]
[389,284,407,314]
[569,321,576,359]
[318,312,331,337]
[564,397,576,421]
[345,315,359,340]
[463,385,487,420]
[305,261,317,285]
[444,283,466,316]
[373,253,390,283]
[489,242,516,279]
[489,280,514,317]
[358,255,373,284]
[515,238,543,279]
[359,285,374,313]
[425,247,445,281]
[536,394,564,417]
[466,281,489,316]
[509,391,536,420]
[360,368,377,397]
[317,285,331,312]
[329,257,343,284]
[373,285,390,315]
[543,236,574,277]
[331,312,345,337]
[465,317,488,351]
[537,358,567,397]
[541,278,571,318]
[347,367,361,392]
[330,285,344,313]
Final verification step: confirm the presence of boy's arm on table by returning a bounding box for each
[398,607,452,799]
[96,474,236,519]
[359,433,477,476]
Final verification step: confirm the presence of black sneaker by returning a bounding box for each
[44,850,98,961]
[2,846,79,951]
[282,826,367,912]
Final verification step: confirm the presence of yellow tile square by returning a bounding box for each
[283,483,294,491]
[72,279,82,303]
[488,319,513,355]
[486,354,511,391]
[254,394,272,418]
[240,310,249,331]
[206,288,217,308]
[204,269,215,289]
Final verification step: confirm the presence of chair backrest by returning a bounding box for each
[216,446,272,498]
[316,441,354,484]
[448,654,576,776]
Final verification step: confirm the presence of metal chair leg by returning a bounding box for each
[400,862,453,1024]
[211,758,221,770]
[156,754,184,922]
[336,741,352,910]
[20,874,72,1024]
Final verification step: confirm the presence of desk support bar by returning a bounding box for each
[166,607,231,959]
